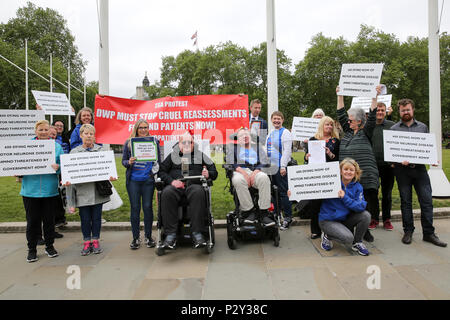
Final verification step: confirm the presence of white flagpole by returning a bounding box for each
[25,39,29,110]
[427,0,450,197]
[266,0,278,132]
[99,0,110,149]
[50,53,53,124]
[68,64,71,130]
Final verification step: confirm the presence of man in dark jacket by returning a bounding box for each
[159,132,218,249]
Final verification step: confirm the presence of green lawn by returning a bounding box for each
[1,149,449,222]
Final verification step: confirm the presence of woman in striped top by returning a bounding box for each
[336,85,381,243]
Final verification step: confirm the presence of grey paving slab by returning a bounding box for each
[269,267,323,299]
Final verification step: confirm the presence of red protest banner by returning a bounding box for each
[94,94,249,145]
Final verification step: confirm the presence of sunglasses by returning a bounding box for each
[181,141,193,146]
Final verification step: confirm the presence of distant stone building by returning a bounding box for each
[131,72,150,100]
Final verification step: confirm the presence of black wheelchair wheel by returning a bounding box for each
[156,246,165,256]
[273,230,280,247]
[205,243,214,254]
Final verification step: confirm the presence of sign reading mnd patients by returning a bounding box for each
[0,139,55,176]
[60,151,118,184]
[0,110,45,140]
[338,63,383,98]
[288,162,341,201]
[31,90,75,115]
[351,95,392,113]
[291,117,320,141]
[383,130,438,165]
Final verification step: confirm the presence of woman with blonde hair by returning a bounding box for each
[302,116,340,239]
[318,158,371,256]
[22,120,63,262]
[122,119,160,249]
[70,107,95,150]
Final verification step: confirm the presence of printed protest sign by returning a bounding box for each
[131,137,158,162]
[291,117,320,141]
[60,150,118,184]
[288,162,341,201]
[351,94,392,113]
[31,90,75,115]
[307,140,326,164]
[338,63,383,98]
[94,94,248,145]
[0,139,55,176]
[0,109,45,140]
[383,130,438,165]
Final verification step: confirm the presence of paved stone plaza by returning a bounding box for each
[0,219,449,300]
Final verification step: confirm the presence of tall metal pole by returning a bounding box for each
[99,0,110,150]
[68,64,71,130]
[84,77,87,108]
[25,39,29,110]
[50,53,53,124]
[266,0,278,132]
[427,0,450,197]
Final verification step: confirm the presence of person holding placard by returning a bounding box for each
[369,102,395,231]
[390,99,446,247]
[65,124,116,256]
[299,108,326,151]
[303,116,340,239]
[21,120,63,263]
[70,107,95,150]
[266,111,293,230]
[336,85,381,243]
[318,158,371,256]
[53,120,70,154]
[122,119,160,250]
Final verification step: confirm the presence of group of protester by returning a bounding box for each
[19,86,447,263]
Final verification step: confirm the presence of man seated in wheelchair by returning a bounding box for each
[225,127,276,227]
[158,131,218,249]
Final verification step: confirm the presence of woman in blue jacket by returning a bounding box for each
[122,119,160,250]
[319,158,371,256]
[21,120,63,263]
[70,107,94,150]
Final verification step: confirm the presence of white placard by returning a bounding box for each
[0,139,55,176]
[288,162,341,201]
[351,94,392,113]
[163,139,211,160]
[60,150,118,184]
[131,138,158,162]
[338,63,383,98]
[383,130,438,165]
[308,140,326,164]
[291,117,320,141]
[31,90,75,116]
[0,109,45,140]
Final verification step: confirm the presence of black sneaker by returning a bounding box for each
[27,250,38,263]
[54,232,64,239]
[145,237,156,248]
[163,233,177,250]
[192,232,207,249]
[130,238,141,250]
[363,230,374,242]
[45,245,59,258]
[280,218,292,231]
[423,233,447,247]
[244,212,256,224]
[37,238,45,246]
[262,216,276,227]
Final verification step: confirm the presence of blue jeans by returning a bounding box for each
[394,164,434,235]
[127,178,155,239]
[79,204,103,241]
[272,169,292,219]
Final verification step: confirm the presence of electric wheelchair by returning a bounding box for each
[154,142,215,256]
[223,141,281,250]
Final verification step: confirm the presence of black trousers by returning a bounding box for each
[377,164,394,221]
[23,196,58,250]
[363,188,379,221]
[309,199,323,235]
[160,184,206,234]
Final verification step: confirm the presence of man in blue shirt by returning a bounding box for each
[390,98,446,247]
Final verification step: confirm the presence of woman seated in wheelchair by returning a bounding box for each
[158,131,218,249]
[226,127,276,227]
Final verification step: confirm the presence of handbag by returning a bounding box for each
[95,180,113,197]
